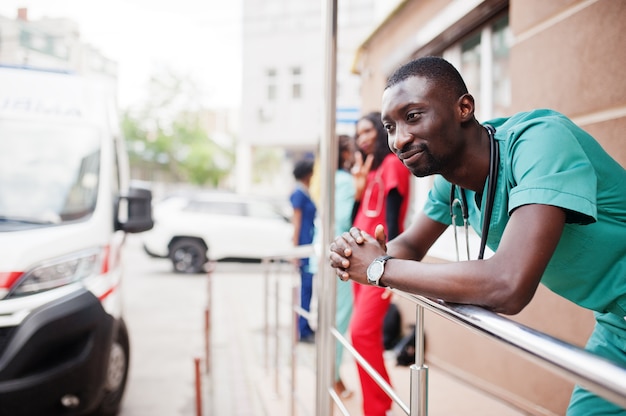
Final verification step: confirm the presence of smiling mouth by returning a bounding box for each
[399,149,424,167]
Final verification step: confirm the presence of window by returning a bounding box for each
[491,17,512,118]
[186,200,245,216]
[461,34,481,114]
[19,28,68,60]
[266,68,277,101]
[446,14,511,120]
[291,67,302,99]
[246,200,286,221]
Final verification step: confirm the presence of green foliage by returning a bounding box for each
[252,147,283,184]
[121,69,234,186]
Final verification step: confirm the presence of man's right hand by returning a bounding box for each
[329,225,388,282]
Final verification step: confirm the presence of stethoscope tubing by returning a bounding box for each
[450,125,499,261]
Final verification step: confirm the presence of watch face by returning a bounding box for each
[368,261,384,280]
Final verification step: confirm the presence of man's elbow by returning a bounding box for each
[487,276,537,315]
[491,299,530,315]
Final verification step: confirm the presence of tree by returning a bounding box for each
[121,69,234,186]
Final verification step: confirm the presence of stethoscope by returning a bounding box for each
[449,124,499,261]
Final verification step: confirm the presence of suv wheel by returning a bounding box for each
[169,238,207,274]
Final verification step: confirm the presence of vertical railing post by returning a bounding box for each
[194,357,203,416]
[204,266,212,414]
[263,258,270,373]
[205,268,212,375]
[291,284,299,416]
[274,276,281,396]
[409,304,428,415]
[318,0,339,413]
[204,308,210,374]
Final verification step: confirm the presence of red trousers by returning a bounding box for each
[350,283,392,416]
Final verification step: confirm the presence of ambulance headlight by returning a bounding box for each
[9,248,103,297]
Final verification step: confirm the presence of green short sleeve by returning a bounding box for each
[506,117,597,224]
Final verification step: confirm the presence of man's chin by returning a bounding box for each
[406,165,429,177]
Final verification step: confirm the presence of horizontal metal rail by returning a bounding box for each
[330,326,411,414]
[392,290,626,410]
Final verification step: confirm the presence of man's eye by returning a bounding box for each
[407,111,420,121]
[383,123,394,132]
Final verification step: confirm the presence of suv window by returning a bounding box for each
[246,200,285,221]
[185,200,245,216]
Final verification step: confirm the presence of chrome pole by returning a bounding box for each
[317,0,338,415]
[263,258,270,373]
[291,284,298,416]
[274,277,281,396]
[410,305,428,415]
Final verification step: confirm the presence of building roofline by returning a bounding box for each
[350,0,410,75]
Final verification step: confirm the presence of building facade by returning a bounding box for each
[0,8,117,86]
[238,0,390,195]
[352,0,625,413]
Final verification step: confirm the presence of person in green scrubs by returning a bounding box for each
[328,56,626,415]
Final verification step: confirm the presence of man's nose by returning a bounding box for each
[391,124,412,151]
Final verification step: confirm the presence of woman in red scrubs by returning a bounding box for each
[350,111,411,416]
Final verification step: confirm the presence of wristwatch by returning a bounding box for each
[366,255,393,287]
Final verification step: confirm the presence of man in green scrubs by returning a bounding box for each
[328,56,626,415]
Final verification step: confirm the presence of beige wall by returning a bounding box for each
[510,1,626,140]
[509,0,626,167]
[356,0,625,414]
[355,0,452,113]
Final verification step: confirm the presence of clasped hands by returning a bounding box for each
[328,224,388,285]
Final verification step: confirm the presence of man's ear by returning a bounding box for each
[457,93,475,122]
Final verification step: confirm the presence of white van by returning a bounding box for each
[0,65,153,415]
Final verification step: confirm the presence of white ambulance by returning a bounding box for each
[0,65,153,415]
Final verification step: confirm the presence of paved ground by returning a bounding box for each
[118,235,527,416]
[119,236,209,416]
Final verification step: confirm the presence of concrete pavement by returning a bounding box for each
[117,234,528,415]
[120,235,209,416]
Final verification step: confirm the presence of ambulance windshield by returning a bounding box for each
[0,120,101,227]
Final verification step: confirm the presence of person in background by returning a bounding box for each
[329,56,626,416]
[290,157,317,344]
[349,111,412,416]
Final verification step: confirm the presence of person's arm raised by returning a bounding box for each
[351,152,373,202]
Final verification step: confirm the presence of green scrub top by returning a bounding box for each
[423,109,626,320]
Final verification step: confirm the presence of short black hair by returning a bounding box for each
[293,158,314,180]
[386,56,468,100]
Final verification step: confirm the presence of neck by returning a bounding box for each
[445,123,493,193]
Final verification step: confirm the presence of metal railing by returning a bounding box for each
[260,245,316,416]
[258,247,626,416]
